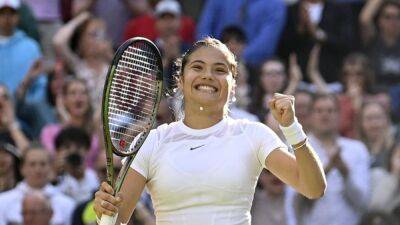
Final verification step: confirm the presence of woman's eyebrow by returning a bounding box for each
[214,62,228,67]
[189,60,205,65]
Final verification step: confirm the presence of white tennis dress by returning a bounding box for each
[130,117,286,225]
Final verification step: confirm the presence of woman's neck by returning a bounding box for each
[183,104,224,129]
[84,57,106,70]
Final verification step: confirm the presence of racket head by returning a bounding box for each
[102,37,163,158]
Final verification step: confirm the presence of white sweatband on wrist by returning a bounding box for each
[279,119,307,146]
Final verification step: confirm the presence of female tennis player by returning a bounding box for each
[93,37,326,225]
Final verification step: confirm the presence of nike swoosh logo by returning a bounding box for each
[190,144,205,150]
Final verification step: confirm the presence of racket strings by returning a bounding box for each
[108,43,160,153]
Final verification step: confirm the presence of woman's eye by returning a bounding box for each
[192,65,202,70]
[216,68,227,73]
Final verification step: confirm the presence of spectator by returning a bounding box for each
[17,2,40,42]
[24,0,63,65]
[0,147,75,225]
[40,78,100,169]
[0,84,30,153]
[221,26,247,61]
[293,90,313,133]
[54,126,99,203]
[249,56,302,121]
[358,102,398,167]
[0,142,21,192]
[278,0,356,83]
[15,61,66,139]
[71,153,155,225]
[53,12,112,108]
[369,142,400,212]
[251,169,288,225]
[306,45,375,138]
[219,25,258,121]
[360,0,400,86]
[22,191,53,225]
[0,0,47,102]
[123,0,196,44]
[73,0,150,47]
[288,94,370,225]
[358,211,398,225]
[197,0,286,67]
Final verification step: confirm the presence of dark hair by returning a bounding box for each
[61,77,94,130]
[387,142,400,172]
[0,142,22,184]
[46,70,57,106]
[358,211,397,225]
[174,37,238,80]
[377,0,400,21]
[70,19,92,56]
[221,25,247,44]
[20,146,50,167]
[357,101,391,147]
[341,53,375,94]
[55,126,91,151]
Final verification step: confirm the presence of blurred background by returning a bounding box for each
[0,0,399,224]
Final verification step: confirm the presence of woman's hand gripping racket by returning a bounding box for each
[99,37,163,225]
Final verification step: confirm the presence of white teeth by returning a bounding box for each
[197,85,217,92]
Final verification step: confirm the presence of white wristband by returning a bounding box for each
[279,119,307,146]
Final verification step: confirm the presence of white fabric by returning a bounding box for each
[305,2,324,25]
[56,168,99,203]
[229,106,259,122]
[0,181,76,225]
[286,135,370,225]
[129,117,287,225]
[279,119,307,146]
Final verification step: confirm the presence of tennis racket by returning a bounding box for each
[99,37,163,225]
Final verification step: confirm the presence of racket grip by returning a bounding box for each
[99,213,118,225]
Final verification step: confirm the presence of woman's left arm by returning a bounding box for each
[266,93,326,199]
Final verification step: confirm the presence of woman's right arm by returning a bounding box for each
[53,12,90,70]
[94,168,147,224]
[307,44,331,94]
[359,0,383,45]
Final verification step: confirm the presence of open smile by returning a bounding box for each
[194,84,218,93]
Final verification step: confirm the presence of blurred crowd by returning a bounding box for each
[0,0,399,225]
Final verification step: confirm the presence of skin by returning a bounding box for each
[378,4,400,44]
[93,45,326,224]
[361,103,388,144]
[64,80,90,119]
[260,60,286,95]
[0,7,18,36]
[21,149,52,189]
[22,192,53,225]
[259,170,285,197]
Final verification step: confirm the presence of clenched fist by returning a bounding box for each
[268,93,296,127]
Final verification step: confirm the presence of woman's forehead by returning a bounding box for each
[187,46,231,65]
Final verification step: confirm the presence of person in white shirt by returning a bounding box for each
[287,94,370,225]
[93,37,327,225]
[54,126,99,203]
[0,147,75,225]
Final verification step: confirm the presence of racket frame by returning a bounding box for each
[101,37,163,191]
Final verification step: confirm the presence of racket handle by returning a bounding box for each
[99,213,118,225]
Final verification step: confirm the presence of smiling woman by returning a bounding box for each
[93,37,326,225]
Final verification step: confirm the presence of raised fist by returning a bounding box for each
[268,93,296,127]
